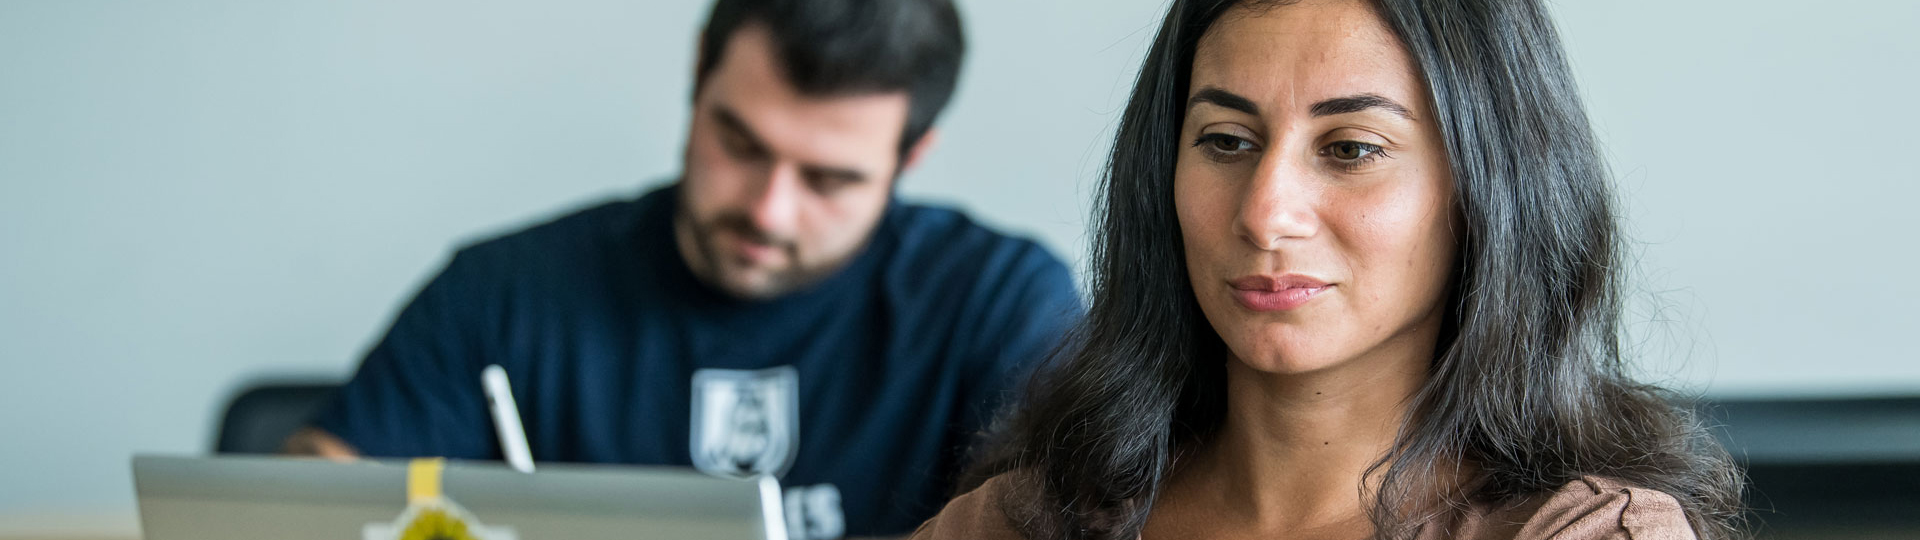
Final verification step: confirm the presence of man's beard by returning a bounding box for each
[676,193,841,300]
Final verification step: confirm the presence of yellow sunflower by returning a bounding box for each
[398,507,479,540]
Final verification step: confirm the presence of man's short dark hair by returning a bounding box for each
[695,0,966,157]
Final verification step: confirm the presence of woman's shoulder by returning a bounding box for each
[909,473,1031,540]
[1446,476,1697,540]
[915,473,1697,540]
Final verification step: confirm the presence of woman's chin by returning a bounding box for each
[1226,347,1344,377]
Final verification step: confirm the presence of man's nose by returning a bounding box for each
[745,162,803,240]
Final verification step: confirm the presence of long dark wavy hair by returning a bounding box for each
[972,1,1746,539]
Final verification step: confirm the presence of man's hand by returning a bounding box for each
[281,427,361,461]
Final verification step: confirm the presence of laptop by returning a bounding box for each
[132,454,787,540]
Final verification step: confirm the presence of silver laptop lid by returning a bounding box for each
[133,454,786,540]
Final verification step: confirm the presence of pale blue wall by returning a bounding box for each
[3,0,1917,529]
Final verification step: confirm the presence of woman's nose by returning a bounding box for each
[1234,153,1320,251]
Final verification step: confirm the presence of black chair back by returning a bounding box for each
[1703,396,1920,539]
[213,382,340,454]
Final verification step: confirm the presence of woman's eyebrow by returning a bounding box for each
[1310,93,1415,121]
[1188,87,1260,116]
[1189,88,1415,122]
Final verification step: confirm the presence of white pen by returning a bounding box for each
[481,364,536,473]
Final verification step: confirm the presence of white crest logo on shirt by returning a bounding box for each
[784,483,845,540]
[691,366,800,479]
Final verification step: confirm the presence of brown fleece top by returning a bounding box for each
[911,474,1696,540]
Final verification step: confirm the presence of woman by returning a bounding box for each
[915,0,1744,539]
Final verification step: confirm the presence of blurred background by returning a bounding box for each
[2,0,1917,538]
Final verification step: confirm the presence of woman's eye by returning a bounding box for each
[1192,133,1255,156]
[1326,141,1381,161]
[1211,136,1249,152]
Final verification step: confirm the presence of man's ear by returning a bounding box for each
[690,31,708,103]
[898,128,941,177]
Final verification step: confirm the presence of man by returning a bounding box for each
[283,0,1082,538]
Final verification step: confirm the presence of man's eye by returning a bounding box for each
[1326,141,1381,161]
[719,130,761,157]
[807,175,846,194]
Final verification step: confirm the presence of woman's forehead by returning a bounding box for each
[1191,1,1425,118]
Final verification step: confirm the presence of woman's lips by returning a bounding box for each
[1229,275,1332,312]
